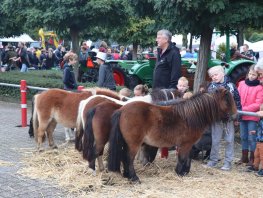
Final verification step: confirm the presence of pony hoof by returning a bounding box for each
[86,168,96,176]
[52,145,58,149]
[38,148,44,153]
[129,176,141,184]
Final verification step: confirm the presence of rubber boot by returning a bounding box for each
[236,150,248,164]
[246,151,254,166]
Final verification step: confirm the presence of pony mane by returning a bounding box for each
[151,88,181,103]
[172,91,220,130]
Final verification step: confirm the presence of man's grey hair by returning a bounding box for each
[255,58,263,71]
[157,29,172,42]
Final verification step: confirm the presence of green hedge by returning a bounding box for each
[0,70,95,102]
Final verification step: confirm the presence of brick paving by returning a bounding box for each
[0,101,73,198]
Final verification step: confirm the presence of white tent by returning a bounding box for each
[0,34,35,42]
[244,40,263,52]
[171,34,200,48]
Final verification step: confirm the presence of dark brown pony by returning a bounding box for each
[78,89,181,172]
[108,88,237,182]
[32,88,120,150]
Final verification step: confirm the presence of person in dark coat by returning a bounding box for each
[153,29,181,89]
[63,52,78,90]
[152,29,182,159]
[96,51,116,90]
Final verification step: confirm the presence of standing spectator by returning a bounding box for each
[242,44,254,61]
[63,52,78,90]
[153,29,181,89]
[45,48,56,69]
[182,49,193,58]
[16,42,30,72]
[106,48,113,60]
[112,49,120,60]
[237,65,263,166]
[206,66,241,171]
[54,45,63,67]
[255,58,263,85]
[96,52,116,90]
[39,49,47,69]
[3,44,17,71]
[230,43,252,61]
[152,29,181,158]
[246,104,263,176]
[119,46,126,60]
[193,48,199,58]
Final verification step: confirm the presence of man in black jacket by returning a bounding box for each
[153,29,181,89]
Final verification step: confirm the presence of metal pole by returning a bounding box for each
[237,110,260,117]
[20,80,27,127]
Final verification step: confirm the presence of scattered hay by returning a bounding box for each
[0,160,14,166]
[17,143,262,198]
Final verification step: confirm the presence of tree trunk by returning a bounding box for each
[132,42,138,60]
[189,33,193,52]
[70,28,80,80]
[193,26,213,93]
[237,27,244,48]
[182,34,188,48]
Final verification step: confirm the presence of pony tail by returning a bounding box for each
[108,110,125,172]
[33,95,41,142]
[75,118,84,152]
[83,108,96,162]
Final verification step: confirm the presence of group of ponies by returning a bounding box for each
[74,88,181,173]
[29,87,237,183]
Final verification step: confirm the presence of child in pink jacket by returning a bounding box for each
[238,65,263,166]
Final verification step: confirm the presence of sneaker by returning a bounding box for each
[256,169,263,177]
[221,163,231,171]
[206,161,217,168]
[246,166,258,172]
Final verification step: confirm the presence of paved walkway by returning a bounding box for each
[0,101,71,198]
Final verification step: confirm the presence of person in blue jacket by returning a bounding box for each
[63,52,78,90]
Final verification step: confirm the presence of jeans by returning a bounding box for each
[20,63,28,72]
[209,121,235,165]
[240,120,257,152]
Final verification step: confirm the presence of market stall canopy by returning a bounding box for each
[0,34,35,42]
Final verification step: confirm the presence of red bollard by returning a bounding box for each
[20,80,27,127]
[77,85,84,91]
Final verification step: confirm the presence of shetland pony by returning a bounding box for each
[32,88,120,150]
[108,88,237,182]
[77,89,181,172]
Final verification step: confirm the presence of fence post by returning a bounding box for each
[77,85,84,91]
[20,80,27,127]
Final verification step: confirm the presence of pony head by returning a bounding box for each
[214,88,237,121]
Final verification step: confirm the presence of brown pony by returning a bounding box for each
[108,88,237,182]
[32,88,120,150]
[77,89,181,172]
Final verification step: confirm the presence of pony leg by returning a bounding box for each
[139,144,158,165]
[46,120,57,149]
[97,156,105,172]
[176,146,192,176]
[37,128,45,151]
[127,153,140,183]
